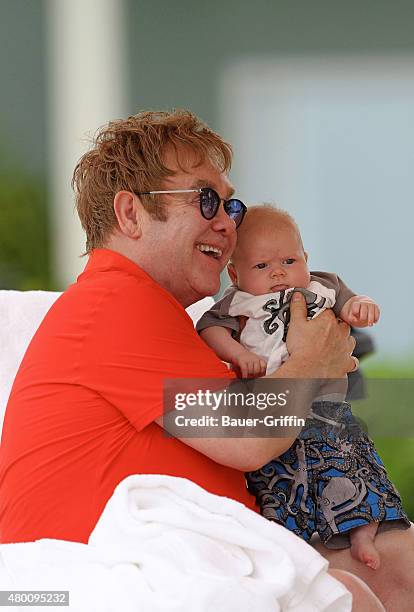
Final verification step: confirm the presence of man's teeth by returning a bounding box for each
[197,244,222,258]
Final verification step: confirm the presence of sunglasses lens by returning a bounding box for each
[225,199,246,228]
[200,188,220,219]
[200,189,246,228]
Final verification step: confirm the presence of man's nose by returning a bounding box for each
[210,202,236,235]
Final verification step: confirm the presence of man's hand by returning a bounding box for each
[340,296,380,327]
[283,291,356,378]
[232,347,267,379]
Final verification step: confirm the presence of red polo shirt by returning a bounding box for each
[0,249,255,543]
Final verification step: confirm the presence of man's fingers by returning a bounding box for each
[338,317,352,337]
[289,291,307,322]
[349,356,359,372]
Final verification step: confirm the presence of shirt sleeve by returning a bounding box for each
[82,277,235,432]
[195,287,240,337]
[310,271,356,316]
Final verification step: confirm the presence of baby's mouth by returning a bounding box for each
[271,284,289,292]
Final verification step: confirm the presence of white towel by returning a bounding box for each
[0,474,351,611]
[0,290,61,429]
[89,474,352,611]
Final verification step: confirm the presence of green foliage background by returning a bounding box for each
[359,361,414,520]
[0,163,52,290]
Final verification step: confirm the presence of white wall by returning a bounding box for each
[219,55,414,357]
[45,0,128,287]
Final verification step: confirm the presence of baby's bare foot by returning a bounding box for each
[350,523,380,570]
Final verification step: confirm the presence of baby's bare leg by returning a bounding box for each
[350,522,380,570]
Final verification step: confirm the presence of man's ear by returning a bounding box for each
[113,191,143,239]
[227,262,238,285]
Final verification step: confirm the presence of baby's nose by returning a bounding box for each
[271,266,285,277]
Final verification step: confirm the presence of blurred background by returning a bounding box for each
[1,0,413,512]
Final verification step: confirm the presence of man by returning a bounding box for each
[0,110,407,608]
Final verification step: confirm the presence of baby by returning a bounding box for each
[197,204,409,570]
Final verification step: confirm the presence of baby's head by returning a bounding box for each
[228,205,310,295]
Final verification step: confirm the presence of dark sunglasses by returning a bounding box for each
[135,187,247,228]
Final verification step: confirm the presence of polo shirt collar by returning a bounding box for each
[78,248,149,282]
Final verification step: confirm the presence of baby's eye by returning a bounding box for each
[283,258,295,265]
[254,263,267,269]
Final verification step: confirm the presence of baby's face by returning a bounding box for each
[229,225,310,295]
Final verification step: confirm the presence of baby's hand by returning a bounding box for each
[232,347,267,378]
[340,296,380,327]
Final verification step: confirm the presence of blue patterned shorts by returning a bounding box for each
[246,401,410,548]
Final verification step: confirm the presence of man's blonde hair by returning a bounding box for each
[72,110,233,253]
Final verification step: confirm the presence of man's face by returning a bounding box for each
[141,147,237,307]
[229,224,310,295]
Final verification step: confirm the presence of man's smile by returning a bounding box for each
[196,243,223,259]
